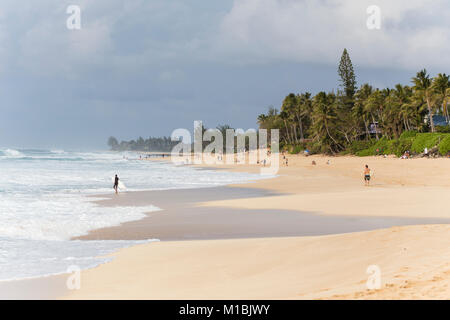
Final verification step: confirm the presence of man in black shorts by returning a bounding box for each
[364,165,371,186]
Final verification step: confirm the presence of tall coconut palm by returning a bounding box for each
[432,73,450,123]
[365,89,386,139]
[353,84,373,139]
[282,93,299,143]
[311,92,343,153]
[296,92,313,140]
[412,69,435,132]
[279,110,292,144]
[394,85,415,131]
[385,85,410,138]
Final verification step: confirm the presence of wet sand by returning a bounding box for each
[77,186,450,241]
[0,275,68,300]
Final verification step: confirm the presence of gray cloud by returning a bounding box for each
[215,0,450,69]
[0,0,447,149]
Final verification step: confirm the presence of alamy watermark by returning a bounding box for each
[366,5,381,30]
[366,265,381,290]
[66,265,81,290]
[170,121,280,175]
[66,5,81,30]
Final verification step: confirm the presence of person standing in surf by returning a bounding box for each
[114,174,119,194]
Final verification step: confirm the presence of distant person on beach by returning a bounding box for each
[364,165,371,186]
[114,174,119,194]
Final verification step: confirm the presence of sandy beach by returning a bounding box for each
[3,0,450,304]
[57,154,450,299]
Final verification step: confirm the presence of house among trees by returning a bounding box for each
[369,122,382,135]
[432,115,449,127]
[424,115,449,127]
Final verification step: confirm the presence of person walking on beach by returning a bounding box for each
[114,174,119,194]
[363,165,371,186]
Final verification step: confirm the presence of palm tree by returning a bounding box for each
[279,110,292,144]
[281,93,298,143]
[385,85,411,138]
[311,92,343,153]
[393,85,415,131]
[365,89,386,139]
[432,73,450,123]
[257,114,268,128]
[412,69,435,132]
[296,92,313,140]
[107,136,119,150]
[353,84,373,139]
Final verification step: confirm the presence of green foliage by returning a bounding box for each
[354,133,450,157]
[355,137,413,157]
[356,138,388,156]
[399,130,418,139]
[338,48,357,98]
[108,136,179,152]
[288,144,305,154]
[256,50,450,157]
[347,140,375,154]
[439,135,450,155]
[389,138,414,157]
[308,140,329,154]
[436,126,450,133]
[411,133,448,153]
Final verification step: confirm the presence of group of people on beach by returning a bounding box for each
[111,158,373,195]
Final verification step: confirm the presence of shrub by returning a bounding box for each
[289,144,304,154]
[411,133,448,153]
[347,140,375,155]
[399,130,418,139]
[389,138,414,157]
[439,135,450,155]
[436,126,450,133]
[355,137,390,156]
[308,141,327,154]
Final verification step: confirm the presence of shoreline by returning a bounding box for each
[3,154,449,299]
[64,154,449,299]
[1,165,274,299]
[77,186,450,242]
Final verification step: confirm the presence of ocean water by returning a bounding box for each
[0,149,263,281]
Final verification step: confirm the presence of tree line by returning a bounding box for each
[107,124,254,153]
[257,48,450,154]
[107,136,179,152]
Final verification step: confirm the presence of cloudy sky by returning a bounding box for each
[0,0,449,149]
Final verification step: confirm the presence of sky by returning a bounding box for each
[0,0,449,149]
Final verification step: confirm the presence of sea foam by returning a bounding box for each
[0,149,263,281]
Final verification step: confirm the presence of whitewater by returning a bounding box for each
[0,149,262,281]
